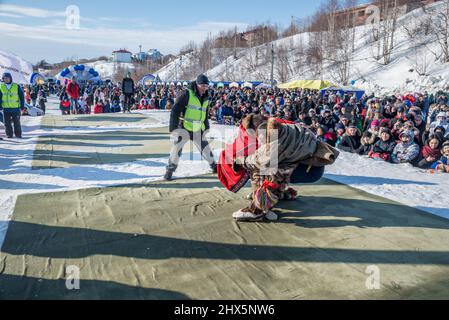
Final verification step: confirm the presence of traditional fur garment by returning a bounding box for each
[242,119,318,213]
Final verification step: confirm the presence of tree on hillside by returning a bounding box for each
[427,0,449,63]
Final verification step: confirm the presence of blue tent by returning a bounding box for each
[29,72,45,85]
[140,74,156,86]
[320,85,365,100]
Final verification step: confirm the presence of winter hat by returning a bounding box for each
[2,72,12,80]
[437,112,447,119]
[336,123,346,131]
[196,74,209,85]
[380,118,391,127]
[435,126,446,135]
[371,120,380,127]
[380,127,391,135]
[400,130,414,140]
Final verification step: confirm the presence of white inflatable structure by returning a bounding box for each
[0,50,33,85]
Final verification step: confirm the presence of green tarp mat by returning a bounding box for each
[1,177,449,300]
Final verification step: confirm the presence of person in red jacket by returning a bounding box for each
[66,76,80,115]
[93,100,104,114]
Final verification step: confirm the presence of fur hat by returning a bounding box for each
[400,130,414,140]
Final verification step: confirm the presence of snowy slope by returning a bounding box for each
[86,60,136,80]
[156,1,449,95]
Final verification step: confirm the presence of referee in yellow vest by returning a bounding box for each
[164,74,216,181]
[0,72,24,139]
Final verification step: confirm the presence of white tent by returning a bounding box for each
[242,82,253,88]
[256,83,272,89]
[229,82,239,88]
[0,50,33,85]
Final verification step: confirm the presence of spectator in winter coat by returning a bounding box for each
[93,101,104,114]
[66,77,80,115]
[369,127,396,162]
[391,130,420,164]
[218,101,234,124]
[320,109,338,133]
[358,131,376,156]
[368,119,381,138]
[431,141,449,173]
[296,111,312,127]
[338,124,361,154]
[430,112,449,138]
[416,136,442,169]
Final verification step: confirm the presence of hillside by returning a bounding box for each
[156,1,449,95]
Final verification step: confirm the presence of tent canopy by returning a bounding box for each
[140,74,156,86]
[278,79,334,90]
[255,83,272,89]
[30,72,45,85]
[320,85,366,100]
[0,50,33,85]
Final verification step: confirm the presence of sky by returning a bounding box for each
[0,0,360,63]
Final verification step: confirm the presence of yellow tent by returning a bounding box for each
[278,79,335,90]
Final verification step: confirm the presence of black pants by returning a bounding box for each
[3,110,22,138]
[167,130,215,172]
[124,94,133,112]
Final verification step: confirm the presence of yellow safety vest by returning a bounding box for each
[183,89,209,132]
[0,83,20,109]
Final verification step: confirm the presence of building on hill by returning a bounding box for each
[112,49,132,63]
[135,49,164,62]
[335,0,439,27]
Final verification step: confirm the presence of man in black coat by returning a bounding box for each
[121,73,135,113]
[164,74,216,181]
[338,124,361,153]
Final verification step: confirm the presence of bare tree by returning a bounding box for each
[428,0,449,63]
[368,0,403,65]
[275,45,293,83]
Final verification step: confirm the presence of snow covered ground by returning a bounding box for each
[1,98,448,249]
[85,60,136,80]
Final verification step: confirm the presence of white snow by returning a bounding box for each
[85,60,136,80]
[325,152,449,220]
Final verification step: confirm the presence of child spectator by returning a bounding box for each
[93,100,104,114]
[391,130,420,164]
[358,131,376,156]
[369,128,396,162]
[431,141,449,173]
[338,124,361,154]
[417,136,442,169]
